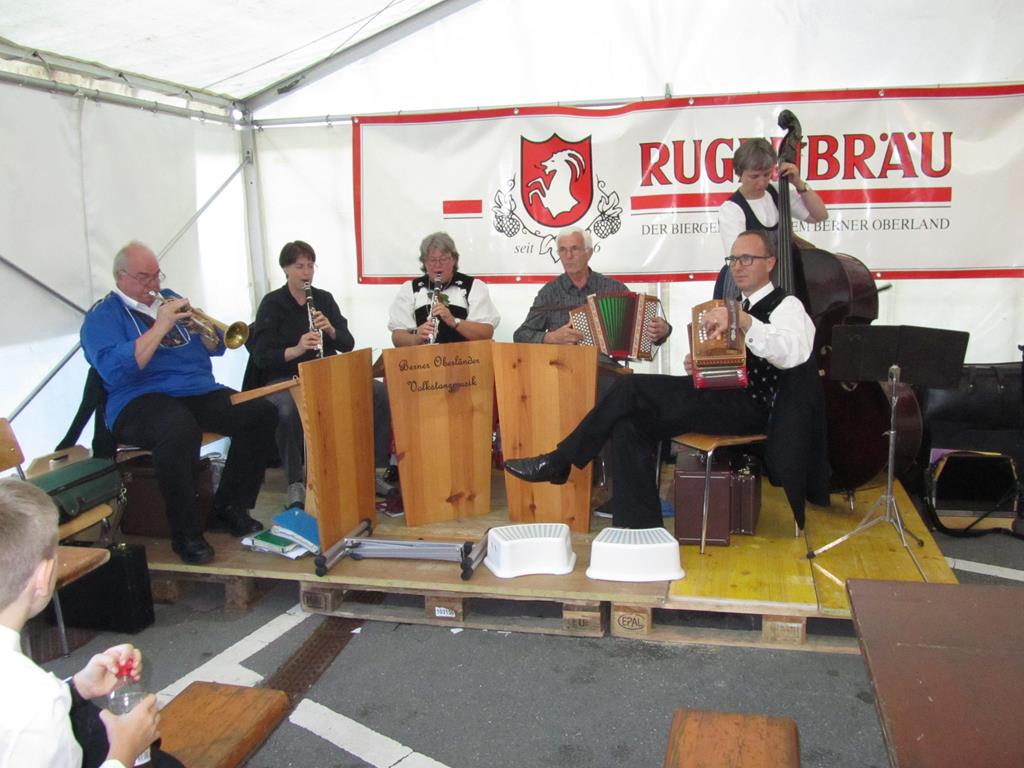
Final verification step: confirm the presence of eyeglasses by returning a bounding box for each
[425,254,453,265]
[557,246,589,256]
[725,254,772,267]
[120,270,166,284]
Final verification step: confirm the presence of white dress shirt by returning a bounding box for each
[0,624,124,768]
[742,282,815,370]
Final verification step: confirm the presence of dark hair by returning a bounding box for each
[279,240,316,269]
[732,138,777,178]
[418,232,460,274]
[735,229,777,261]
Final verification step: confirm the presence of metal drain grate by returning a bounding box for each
[260,602,379,707]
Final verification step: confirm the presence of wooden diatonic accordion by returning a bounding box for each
[568,291,660,361]
[688,299,748,389]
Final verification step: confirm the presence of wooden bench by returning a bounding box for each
[663,708,800,768]
[159,681,289,768]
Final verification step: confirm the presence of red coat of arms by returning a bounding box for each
[520,135,593,228]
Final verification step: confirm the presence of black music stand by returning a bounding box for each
[808,325,969,579]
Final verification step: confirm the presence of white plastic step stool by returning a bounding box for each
[484,523,577,578]
[586,527,685,582]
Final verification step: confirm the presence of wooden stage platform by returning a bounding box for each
[130,470,956,654]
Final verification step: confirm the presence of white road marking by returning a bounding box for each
[946,557,1024,582]
[291,699,451,768]
[157,603,309,704]
[158,604,451,766]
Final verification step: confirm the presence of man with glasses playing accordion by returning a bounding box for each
[513,227,671,360]
[81,241,277,564]
[505,230,823,530]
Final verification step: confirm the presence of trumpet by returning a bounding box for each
[149,290,249,349]
[303,281,324,358]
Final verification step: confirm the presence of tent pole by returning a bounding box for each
[240,127,269,310]
[156,156,250,261]
[7,344,82,423]
[0,254,89,316]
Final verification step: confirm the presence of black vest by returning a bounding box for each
[729,185,780,233]
[715,187,782,301]
[412,271,475,345]
[744,286,788,411]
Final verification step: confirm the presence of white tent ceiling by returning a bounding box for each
[0,0,464,106]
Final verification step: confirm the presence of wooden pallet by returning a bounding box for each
[608,602,858,653]
[150,570,276,611]
[300,582,608,637]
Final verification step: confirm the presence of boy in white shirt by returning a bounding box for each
[0,478,159,768]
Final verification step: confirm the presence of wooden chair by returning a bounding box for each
[1,417,115,655]
[159,681,289,768]
[671,433,766,554]
[663,708,800,768]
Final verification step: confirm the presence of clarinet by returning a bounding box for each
[426,272,443,344]
[304,281,324,358]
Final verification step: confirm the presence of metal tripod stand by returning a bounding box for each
[808,365,927,580]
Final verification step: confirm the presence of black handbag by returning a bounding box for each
[29,457,123,522]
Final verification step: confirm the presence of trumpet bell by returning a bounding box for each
[224,322,250,349]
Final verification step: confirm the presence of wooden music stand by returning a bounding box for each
[383,340,495,526]
[232,348,376,558]
[493,342,598,533]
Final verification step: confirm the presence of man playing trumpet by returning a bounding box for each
[81,241,278,564]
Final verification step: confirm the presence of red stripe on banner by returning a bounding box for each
[443,200,483,215]
[353,120,365,279]
[353,84,1024,125]
[631,187,951,212]
[356,268,1024,286]
[819,188,952,204]
[631,192,733,210]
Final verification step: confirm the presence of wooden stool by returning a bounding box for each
[159,681,289,768]
[663,708,800,768]
[671,433,766,554]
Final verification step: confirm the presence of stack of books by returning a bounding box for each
[269,506,321,554]
[242,507,322,559]
[243,529,306,559]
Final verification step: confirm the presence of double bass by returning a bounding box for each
[773,110,921,494]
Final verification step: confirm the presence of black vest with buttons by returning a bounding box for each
[744,286,788,411]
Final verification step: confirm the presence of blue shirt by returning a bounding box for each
[81,292,225,426]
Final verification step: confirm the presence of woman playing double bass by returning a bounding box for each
[716,139,828,298]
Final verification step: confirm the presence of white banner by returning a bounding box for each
[354,85,1024,284]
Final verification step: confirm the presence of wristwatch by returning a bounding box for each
[799,184,812,194]
[453,317,462,328]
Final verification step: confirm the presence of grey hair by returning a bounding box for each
[732,138,778,178]
[418,231,460,274]
[556,226,592,251]
[112,240,149,280]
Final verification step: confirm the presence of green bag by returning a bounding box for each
[29,458,123,522]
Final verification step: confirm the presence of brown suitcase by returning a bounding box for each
[673,449,730,546]
[729,454,762,535]
[119,455,213,537]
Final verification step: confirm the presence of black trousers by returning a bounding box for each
[113,389,278,538]
[555,374,768,528]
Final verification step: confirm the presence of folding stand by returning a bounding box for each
[315,519,489,581]
[808,325,968,579]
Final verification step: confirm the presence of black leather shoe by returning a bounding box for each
[210,506,264,536]
[504,452,571,485]
[171,534,215,565]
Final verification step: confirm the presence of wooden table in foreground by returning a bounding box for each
[846,578,1024,768]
